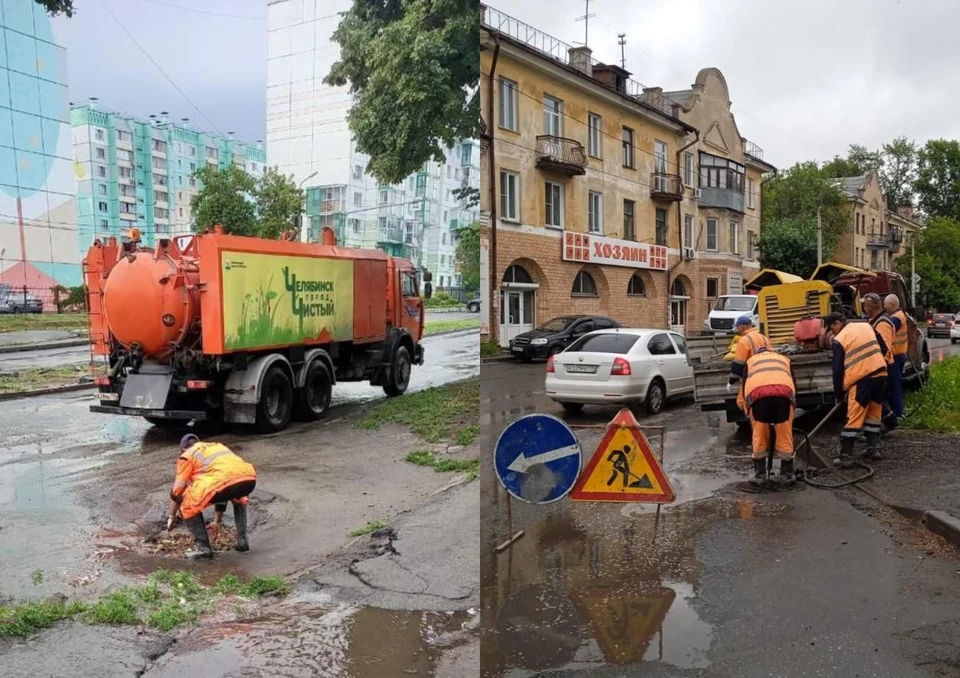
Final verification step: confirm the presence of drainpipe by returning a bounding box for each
[486,35,501,342]
[666,130,699,328]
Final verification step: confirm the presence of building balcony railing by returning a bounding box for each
[378,227,405,244]
[535,135,587,176]
[744,141,764,161]
[650,172,683,201]
[867,226,904,252]
[698,187,745,213]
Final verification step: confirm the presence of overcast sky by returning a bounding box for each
[490,0,959,170]
[55,0,267,142]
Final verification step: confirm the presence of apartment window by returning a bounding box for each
[545,181,564,228]
[571,270,598,297]
[352,164,363,180]
[155,190,168,203]
[188,146,196,157]
[153,173,167,186]
[117,130,131,143]
[179,208,184,218]
[700,152,745,193]
[117,149,132,162]
[119,202,135,214]
[175,142,183,155]
[747,178,755,209]
[655,208,667,246]
[155,207,169,219]
[442,232,448,245]
[588,191,603,234]
[627,274,645,296]
[94,128,104,141]
[747,230,755,259]
[684,214,694,249]
[96,165,106,177]
[206,146,218,160]
[706,218,718,251]
[729,221,739,254]
[97,183,107,195]
[378,216,387,231]
[98,218,108,228]
[870,249,878,269]
[498,77,519,132]
[684,152,695,186]
[349,218,360,233]
[152,139,167,153]
[706,278,720,299]
[354,191,362,208]
[379,190,388,205]
[188,177,196,188]
[152,157,166,170]
[119,184,134,197]
[622,127,635,168]
[871,217,876,236]
[587,113,602,158]
[95,147,106,160]
[455,168,461,181]
[500,170,519,221]
[97,201,108,212]
[189,162,196,173]
[461,143,472,166]
[543,95,563,136]
[623,199,636,241]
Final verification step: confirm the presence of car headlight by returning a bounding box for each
[531,338,548,345]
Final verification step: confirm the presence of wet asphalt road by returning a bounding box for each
[480,360,960,677]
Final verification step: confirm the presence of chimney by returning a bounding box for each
[898,206,914,218]
[227,132,234,141]
[592,63,630,94]
[148,114,157,127]
[88,96,98,110]
[568,46,593,76]
[256,139,263,150]
[181,117,189,129]
[160,111,169,125]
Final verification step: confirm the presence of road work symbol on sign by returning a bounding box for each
[495,413,582,504]
[577,587,676,665]
[570,409,675,503]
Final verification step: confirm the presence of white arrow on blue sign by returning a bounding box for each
[494,413,582,504]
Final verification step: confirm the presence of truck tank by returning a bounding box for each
[102,250,200,359]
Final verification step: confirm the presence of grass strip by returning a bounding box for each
[358,378,479,444]
[0,365,86,394]
[0,313,88,333]
[904,357,960,433]
[423,317,480,336]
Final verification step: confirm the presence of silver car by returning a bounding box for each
[545,328,694,415]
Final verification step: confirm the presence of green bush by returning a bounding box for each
[423,291,461,308]
[904,357,960,432]
[480,341,502,358]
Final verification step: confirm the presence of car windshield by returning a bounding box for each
[715,297,756,312]
[567,333,640,354]
[537,317,578,332]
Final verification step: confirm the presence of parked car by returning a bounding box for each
[509,315,621,362]
[951,315,960,344]
[545,328,694,415]
[703,294,759,334]
[0,284,43,314]
[466,296,480,313]
[927,313,955,339]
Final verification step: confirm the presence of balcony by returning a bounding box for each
[867,226,904,253]
[698,187,745,213]
[650,172,683,202]
[535,135,587,176]
[378,226,405,244]
[744,141,764,161]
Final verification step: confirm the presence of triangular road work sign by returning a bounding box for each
[575,587,676,664]
[570,409,676,503]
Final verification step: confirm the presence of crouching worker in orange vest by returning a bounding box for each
[166,434,258,559]
[740,346,796,484]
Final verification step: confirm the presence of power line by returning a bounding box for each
[99,0,224,136]
[140,0,265,20]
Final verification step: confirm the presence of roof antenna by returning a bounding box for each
[574,0,595,47]
[618,33,626,69]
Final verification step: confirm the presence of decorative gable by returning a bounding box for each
[703,122,729,154]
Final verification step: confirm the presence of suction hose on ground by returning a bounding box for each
[793,399,875,489]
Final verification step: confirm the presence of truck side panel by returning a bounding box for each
[353,259,388,342]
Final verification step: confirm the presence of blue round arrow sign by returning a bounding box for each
[494,414,583,504]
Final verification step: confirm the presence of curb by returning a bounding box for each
[923,510,960,550]
[0,382,95,401]
[0,338,88,354]
[424,327,481,339]
[480,355,517,364]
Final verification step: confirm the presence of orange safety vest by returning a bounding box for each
[835,322,887,391]
[744,351,795,407]
[890,310,908,356]
[870,314,895,366]
[732,328,772,369]
[172,442,258,519]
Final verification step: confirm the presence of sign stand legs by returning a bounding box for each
[652,428,665,545]
[496,492,525,553]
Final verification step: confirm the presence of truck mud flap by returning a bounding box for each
[414,343,425,366]
[119,373,173,409]
[90,405,207,420]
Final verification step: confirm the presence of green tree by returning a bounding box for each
[35,0,74,17]
[763,161,848,251]
[756,217,822,278]
[879,136,917,211]
[190,165,258,237]
[325,0,480,185]
[821,155,863,179]
[893,217,960,310]
[914,139,960,220]
[455,222,480,290]
[821,144,883,178]
[255,168,304,240]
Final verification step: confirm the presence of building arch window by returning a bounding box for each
[572,270,598,297]
[627,274,646,297]
[502,264,533,285]
[671,278,686,296]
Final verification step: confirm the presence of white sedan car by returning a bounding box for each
[952,315,960,344]
[545,328,694,415]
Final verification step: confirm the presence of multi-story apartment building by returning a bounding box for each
[480,5,775,344]
[72,101,266,248]
[833,170,921,271]
[266,0,479,290]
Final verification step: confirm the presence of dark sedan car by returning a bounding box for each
[927,313,955,338]
[509,315,621,362]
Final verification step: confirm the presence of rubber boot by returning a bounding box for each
[864,431,882,461]
[836,437,856,469]
[779,458,795,483]
[233,503,249,552]
[750,458,767,485]
[183,514,213,560]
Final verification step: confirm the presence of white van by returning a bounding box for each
[703,295,759,334]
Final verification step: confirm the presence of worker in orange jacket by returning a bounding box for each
[726,315,773,412]
[825,312,889,467]
[863,293,895,366]
[740,347,797,483]
[167,434,258,559]
[883,294,909,430]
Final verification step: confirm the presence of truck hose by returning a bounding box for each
[792,400,875,488]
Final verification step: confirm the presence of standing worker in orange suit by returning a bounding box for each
[740,347,797,483]
[824,312,889,467]
[726,315,773,410]
[863,293,895,367]
[883,294,909,430]
[167,434,258,560]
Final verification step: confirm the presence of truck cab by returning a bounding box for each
[704,295,759,334]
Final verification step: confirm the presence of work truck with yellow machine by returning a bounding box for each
[689,263,929,423]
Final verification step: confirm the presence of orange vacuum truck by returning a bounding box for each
[83,226,425,432]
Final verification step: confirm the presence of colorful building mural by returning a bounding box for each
[0,0,77,297]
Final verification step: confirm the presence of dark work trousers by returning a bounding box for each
[885,354,905,421]
[211,479,256,513]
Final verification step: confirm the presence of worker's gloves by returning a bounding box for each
[726,382,733,393]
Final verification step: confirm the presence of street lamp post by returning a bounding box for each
[297,172,318,241]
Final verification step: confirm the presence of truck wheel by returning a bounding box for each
[384,346,412,397]
[294,361,332,421]
[256,366,293,432]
